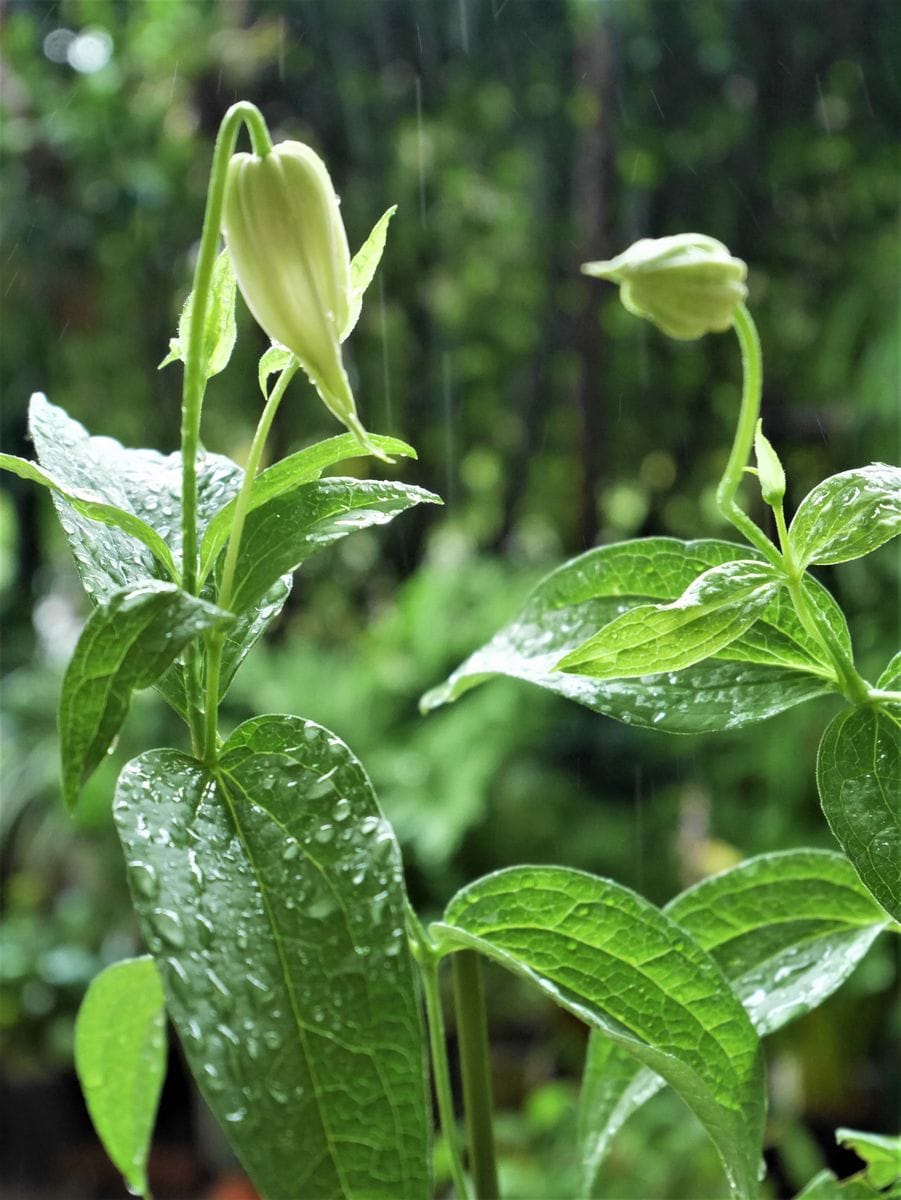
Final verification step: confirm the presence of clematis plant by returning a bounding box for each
[2,102,899,1200]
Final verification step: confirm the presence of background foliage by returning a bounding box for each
[1,1,898,1196]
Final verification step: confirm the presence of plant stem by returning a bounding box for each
[419,953,472,1200]
[785,574,870,705]
[201,360,298,760]
[452,951,500,1200]
[716,305,783,568]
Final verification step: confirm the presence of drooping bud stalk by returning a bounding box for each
[222,140,385,457]
[582,234,748,340]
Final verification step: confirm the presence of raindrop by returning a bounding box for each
[151,909,185,949]
[130,862,158,899]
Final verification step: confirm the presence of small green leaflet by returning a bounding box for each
[789,464,901,568]
[818,706,901,921]
[557,559,781,678]
[257,344,295,399]
[835,1129,901,1190]
[114,716,429,1200]
[159,249,237,379]
[224,477,441,617]
[60,583,231,809]
[577,850,890,1196]
[199,433,418,582]
[795,1170,885,1198]
[432,865,766,1200]
[876,652,901,694]
[74,956,166,1199]
[343,206,397,338]
[0,450,177,580]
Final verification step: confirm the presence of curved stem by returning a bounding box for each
[716,305,782,568]
[452,951,500,1200]
[785,575,870,705]
[201,359,299,761]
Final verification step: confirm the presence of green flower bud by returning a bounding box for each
[582,234,748,340]
[753,419,786,506]
[222,140,381,454]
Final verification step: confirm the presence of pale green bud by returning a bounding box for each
[222,140,383,455]
[582,234,748,340]
[753,419,786,506]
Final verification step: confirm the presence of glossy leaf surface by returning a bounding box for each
[789,464,901,567]
[876,652,901,693]
[835,1129,901,1189]
[434,865,765,1199]
[557,559,779,678]
[160,249,237,378]
[344,205,397,337]
[114,716,429,1200]
[818,707,901,920]
[74,956,166,1198]
[60,583,230,809]
[226,478,440,616]
[423,538,838,732]
[578,850,891,1195]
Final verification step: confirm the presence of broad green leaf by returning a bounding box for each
[60,583,231,808]
[114,716,429,1200]
[74,956,166,1198]
[0,451,177,579]
[818,707,901,920]
[160,249,237,378]
[557,559,780,678]
[578,850,890,1195]
[789,464,901,568]
[796,1169,884,1198]
[433,866,766,1200]
[226,478,441,617]
[422,538,838,732]
[876,652,901,694]
[257,344,295,399]
[199,433,417,582]
[836,1129,901,1190]
[343,205,397,338]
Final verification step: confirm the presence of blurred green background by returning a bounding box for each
[1,0,898,1196]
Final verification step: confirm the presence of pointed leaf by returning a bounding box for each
[789,464,901,567]
[818,706,901,920]
[74,956,166,1198]
[162,250,237,379]
[343,206,397,338]
[557,559,780,678]
[60,583,231,808]
[795,1169,883,1198]
[835,1129,901,1190]
[114,716,429,1200]
[225,478,441,617]
[578,850,890,1194]
[876,652,901,693]
[199,433,417,582]
[258,344,295,399]
[433,866,766,1200]
[422,538,837,732]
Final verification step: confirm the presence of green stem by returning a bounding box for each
[452,951,500,1200]
[785,573,870,705]
[716,305,782,568]
[201,359,299,761]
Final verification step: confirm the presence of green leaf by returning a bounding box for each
[0,451,177,579]
[161,249,237,379]
[876,652,901,694]
[836,1129,901,1190]
[795,1169,884,1198]
[422,538,837,733]
[789,464,901,568]
[557,559,780,678]
[818,707,901,920]
[60,583,231,808]
[114,716,429,1200]
[74,956,166,1198]
[578,850,889,1195]
[258,344,295,399]
[753,420,786,507]
[343,205,397,338]
[225,478,441,617]
[433,865,766,1200]
[199,433,418,582]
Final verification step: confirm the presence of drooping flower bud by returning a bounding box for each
[582,234,748,340]
[753,419,786,507]
[222,140,382,455]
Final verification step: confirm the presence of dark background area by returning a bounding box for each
[1,1,899,1196]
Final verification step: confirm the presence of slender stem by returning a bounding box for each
[201,359,299,761]
[419,954,472,1200]
[452,951,500,1200]
[786,574,870,705]
[716,305,782,568]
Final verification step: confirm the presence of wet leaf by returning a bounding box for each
[59,583,231,809]
[557,559,780,678]
[160,249,237,379]
[225,478,441,617]
[835,1129,901,1190]
[818,707,901,920]
[789,464,901,567]
[344,206,397,337]
[433,865,765,1200]
[199,432,417,580]
[74,956,166,1199]
[577,850,890,1195]
[114,716,429,1200]
[876,652,901,694]
[422,537,838,732]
